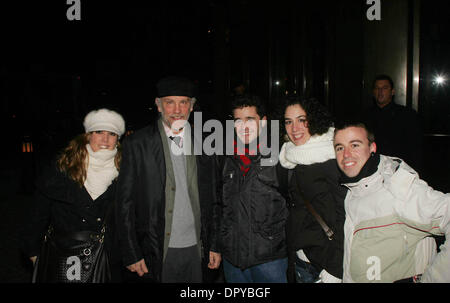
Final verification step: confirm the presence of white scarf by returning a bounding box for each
[279,127,336,169]
[84,144,118,200]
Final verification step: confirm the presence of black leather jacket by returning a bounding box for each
[115,121,221,282]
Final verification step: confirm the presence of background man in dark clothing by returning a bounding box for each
[361,74,423,173]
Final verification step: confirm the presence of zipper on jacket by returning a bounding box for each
[228,157,243,268]
[244,162,255,268]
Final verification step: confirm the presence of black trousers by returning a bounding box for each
[161,244,202,283]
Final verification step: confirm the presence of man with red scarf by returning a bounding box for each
[218,94,289,283]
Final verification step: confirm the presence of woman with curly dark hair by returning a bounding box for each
[279,96,347,283]
[22,108,125,282]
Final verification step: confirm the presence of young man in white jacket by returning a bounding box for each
[333,123,450,283]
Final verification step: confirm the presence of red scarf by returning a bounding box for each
[233,140,260,176]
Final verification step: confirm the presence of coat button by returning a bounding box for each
[168,209,173,214]
[171,187,175,191]
[166,232,171,236]
[96,218,102,222]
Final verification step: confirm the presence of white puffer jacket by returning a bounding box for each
[342,155,450,283]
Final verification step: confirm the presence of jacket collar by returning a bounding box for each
[342,155,415,198]
[36,162,116,204]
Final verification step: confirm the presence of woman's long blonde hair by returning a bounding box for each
[56,133,122,187]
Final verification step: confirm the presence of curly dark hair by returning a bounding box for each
[281,95,333,137]
[229,94,266,119]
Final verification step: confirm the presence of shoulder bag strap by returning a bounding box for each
[303,198,334,240]
[293,168,334,240]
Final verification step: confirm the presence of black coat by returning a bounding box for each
[362,102,423,173]
[219,154,289,269]
[21,161,122,273]
[115,120,220,282]
[286,159,347,280]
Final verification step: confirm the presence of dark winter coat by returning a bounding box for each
[286,159,347,280]
[21,161,122,275]
[115,119,220,282]
[362,101,423,173]
[219,153,289,269]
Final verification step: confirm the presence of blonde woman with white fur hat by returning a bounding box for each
[21,108,125,283]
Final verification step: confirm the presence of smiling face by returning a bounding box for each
[233,106,266,144]
[88,131,118,152]
[156,96,194,133]
[284,104,311,146]
[334,126,377,178]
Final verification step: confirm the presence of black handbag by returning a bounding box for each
[32,225,111,283]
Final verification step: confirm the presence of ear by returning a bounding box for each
[260,116,268,127]
[391,89,395,96]
[190,97,196,112]
[155,98,162,113]
[370,142,377,154]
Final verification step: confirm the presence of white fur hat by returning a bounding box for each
[83,108,125,137]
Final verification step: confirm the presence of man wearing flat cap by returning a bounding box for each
[116,76,222,282]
